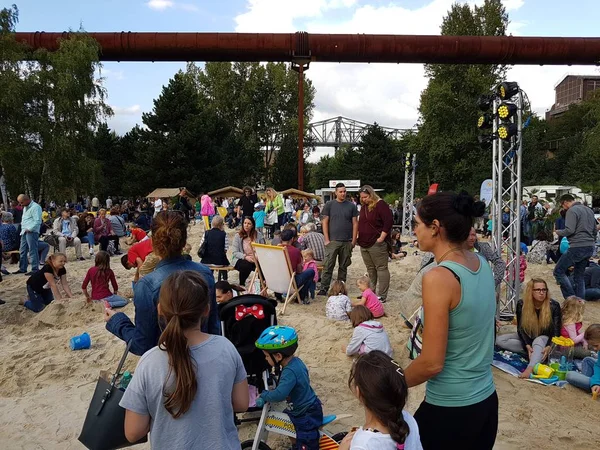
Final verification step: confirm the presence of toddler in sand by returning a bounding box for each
[339,351,422,450]
[326,280,352,321]
[354,275,384,318]
[344,306,393,357]
[301,248,319,300]
[565,324,600,397]
[82,251,128,308]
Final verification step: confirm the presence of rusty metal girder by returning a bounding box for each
[12,32,600,65]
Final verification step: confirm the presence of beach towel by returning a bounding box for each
[492,350,567,387]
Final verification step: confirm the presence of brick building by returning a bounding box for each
[546,75,600,120]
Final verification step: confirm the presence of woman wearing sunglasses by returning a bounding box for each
[496,278,562,379]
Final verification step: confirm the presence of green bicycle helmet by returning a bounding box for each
[256,325,298,356]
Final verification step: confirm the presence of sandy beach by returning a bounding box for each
[1,224,599,449]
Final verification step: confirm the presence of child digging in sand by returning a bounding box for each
[339,351,422,450]
[82,251,129,308]
[21,253,73,312]
[354,275,384,318]
[344,305,393,357]
[326,280,352,321]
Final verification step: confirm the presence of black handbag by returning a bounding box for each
[197,231,208,259]
[78,340,148,450]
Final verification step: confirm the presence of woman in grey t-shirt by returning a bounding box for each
[120,271,249,449]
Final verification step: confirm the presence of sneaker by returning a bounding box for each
[379,296,387,303]
[25,271,35,276]
[12,270,27,275]
[0,299,5,305]
[79,257,86,261]
[89,247,94,256]
[317,289,327,296]
[1,268,9,276]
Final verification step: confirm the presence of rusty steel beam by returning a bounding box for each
[13,32,600,65]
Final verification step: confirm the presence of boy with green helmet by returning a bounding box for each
[255,325,323,450]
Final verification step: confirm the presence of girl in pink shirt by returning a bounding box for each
[82,251,129,308]
[302,248,319,300]
[354,276,384,318]
[561,297,587,348]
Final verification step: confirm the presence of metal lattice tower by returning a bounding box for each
[402,153,417,236]
[491,91,524,320]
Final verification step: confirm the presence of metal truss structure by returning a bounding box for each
[307,116,410,150]
[401,153,417,236]
[490,91,524,320]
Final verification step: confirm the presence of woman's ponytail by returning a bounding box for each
[158,271,210,419]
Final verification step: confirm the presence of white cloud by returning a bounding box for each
[111,105,142,115]
[147,0,173,10]
[146,0,199,12]
[98,67,125,81]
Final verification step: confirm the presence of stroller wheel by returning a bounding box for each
[331,432,348,443]
[240,439,271,450]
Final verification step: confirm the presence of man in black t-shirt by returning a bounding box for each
[238,186,258,219]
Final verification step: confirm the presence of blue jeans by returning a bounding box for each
[80,231,95,247]
[295,269,316,302]
[103,294,129,308]
[38,241,50,265]
[287,397,323,450]
[566,356,597,392]
[19,232,40,273]
[584,288,600,301]
[24,284,54,313]
[553,246,594,299]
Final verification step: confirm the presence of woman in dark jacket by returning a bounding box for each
[200,215,230,281]
[496,278,562,379]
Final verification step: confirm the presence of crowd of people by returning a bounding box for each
[1,185,599,450]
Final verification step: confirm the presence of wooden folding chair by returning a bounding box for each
[250,243,302,315]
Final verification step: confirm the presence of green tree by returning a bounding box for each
[189,61,315,185]
[0,5,112,201]
[123,71,252,195]
[417,0,509,194]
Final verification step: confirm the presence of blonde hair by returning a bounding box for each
[521,279,552,337]
[357,275,370,288]
[328,280,347,296]
[561,297,585,325]
[360,185,381,211]
[301,248,314,260]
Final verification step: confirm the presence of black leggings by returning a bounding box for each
[234,259,256,285]
[99,235,120,252]
[414,391,498,450]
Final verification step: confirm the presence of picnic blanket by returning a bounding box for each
[492,350,567,388]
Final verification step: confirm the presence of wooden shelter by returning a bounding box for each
[146,187,194,199]
[208,186,244,198]
[280,188,320,200]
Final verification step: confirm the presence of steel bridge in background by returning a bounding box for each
[307,116,412,150]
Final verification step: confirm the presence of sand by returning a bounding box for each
[1,225,599,449]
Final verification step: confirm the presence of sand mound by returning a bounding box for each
[1,226,599,449]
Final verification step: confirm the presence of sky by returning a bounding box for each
[10,0,600,161]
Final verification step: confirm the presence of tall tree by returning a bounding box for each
[417,0,509,194]
[189,61,315,184]
[0,5,112,201]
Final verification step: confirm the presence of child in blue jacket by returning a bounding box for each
[255,326,323,450]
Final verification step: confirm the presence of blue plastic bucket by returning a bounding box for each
[70,332,91,350]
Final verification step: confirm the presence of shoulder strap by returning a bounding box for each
[439,264,461,284]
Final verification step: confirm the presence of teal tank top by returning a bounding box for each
[424,254,496,407]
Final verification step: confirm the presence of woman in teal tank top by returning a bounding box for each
[404,192,498,450]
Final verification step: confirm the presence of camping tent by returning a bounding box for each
[208,186,244,198]
[280,188,320,200]
[146,188,194,199]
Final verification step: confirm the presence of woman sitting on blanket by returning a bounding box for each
[496,278,562,379]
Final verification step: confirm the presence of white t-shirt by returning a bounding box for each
[350,411,422,450]
[154,198,163,212]
[285,198,293,213]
